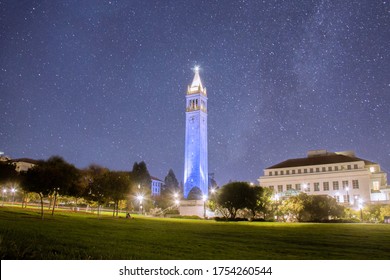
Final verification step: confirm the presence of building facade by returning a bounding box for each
[183,66,208,199]
[258,150,390,206]
[150,176,163,196]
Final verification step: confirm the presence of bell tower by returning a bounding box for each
[183,66,208,199]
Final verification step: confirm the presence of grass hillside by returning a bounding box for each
[1,207,390,259]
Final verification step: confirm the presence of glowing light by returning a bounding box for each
[174,199,180,206]
[136,195,144,203]
[173,193,178,198]
[370,167,375,173]
[211,188,216,194]
[202,194,207,202]
[194,65,200,72]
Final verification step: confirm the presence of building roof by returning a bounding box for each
[151,176,163,182]
[10,158,39,164]
[266,152,376,169]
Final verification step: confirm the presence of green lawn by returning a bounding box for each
[1,206,390,260]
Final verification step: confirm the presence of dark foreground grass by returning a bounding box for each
[1,207,390,259]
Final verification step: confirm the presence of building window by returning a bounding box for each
[354,164,358,169]
[304,169,307,173]
[333,181,339,190]
[328,166,332,171]
[347,165,351,170]
[278,185,283,192]
[287,184,292,190]
[335,195,340,203]
[310,168,313,173]
[269,171,272,176]
[292,170,296,174]
[275,171,278,175]
[286,170,290,175]
[335,166,339,171]
[352,180,359,189]
[373,181,380,191]
[323,182,329,191]
[304,183,310,192]
[316,168,320,172]
[342,181,349,189]
[295,184,301,191]
[322,167,326,172]
[269,186,274,191]
[343,195,350,203]
[370,167,375,173]
[281,171,284,175]
[298,169,301,174]
[314,183,320,192]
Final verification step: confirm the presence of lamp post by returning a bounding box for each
[2,189,6,206]
[11,188,16,205]
[137,195,144,215]
[173,192,180,208]
[346,187,349,204]
[202,194,207,219]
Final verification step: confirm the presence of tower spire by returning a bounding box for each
[188,65,206,95]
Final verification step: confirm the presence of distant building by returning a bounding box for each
[258,150,390,206]
[10,158,38,172]
[150,176,163,196]
[0,154,37,172]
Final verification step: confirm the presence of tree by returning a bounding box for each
[82,165,110,216]
[278,193,307,222]
[163,169,179,195]
[21,160,50,219]
[279,193,344,222]
[20,156,80,219]
[131,161,151,211]
[0,161,19,185]
[103,171,132,216]
[246,186,273,219]
[0,161,20,205]
[216,182,255,219]
[131,161,151,192]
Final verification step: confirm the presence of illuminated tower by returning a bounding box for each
[183,66,208,199]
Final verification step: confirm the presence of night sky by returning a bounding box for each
[1,0,389,186]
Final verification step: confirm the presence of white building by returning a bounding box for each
[0,154,37,172]
[10,158,37,172]
[258,150,390,206]
[150,176,163,196]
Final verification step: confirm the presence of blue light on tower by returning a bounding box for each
[183,66,208,199]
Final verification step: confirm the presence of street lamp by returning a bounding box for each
[202,194,207,219]
[346,187,349,203]
[173,192,180,208]
[137,195,144,215]
[11,188,16,205]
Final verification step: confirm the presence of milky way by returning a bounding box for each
[1,0,389,185]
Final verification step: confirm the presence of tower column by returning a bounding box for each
[183,66,208,199]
